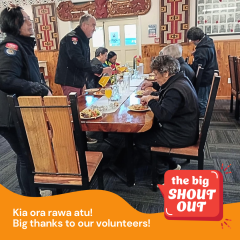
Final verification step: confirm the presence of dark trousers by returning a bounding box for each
[134,127,177,174]
[0,127,40,196]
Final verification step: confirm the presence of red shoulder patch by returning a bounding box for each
[5,43,19,51]
[72,37,78,42]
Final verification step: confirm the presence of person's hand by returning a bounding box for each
[142,90,152,96]
[141,80,153,90]
[47,90,52,96]
[94,73,102,77]
[102,67,113,76]
[140,96,149,106]
[191,50,196,56]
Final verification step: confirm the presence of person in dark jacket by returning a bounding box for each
[87,47,112,88]
[136,55,199,175]
[0,5,51,196]
[159,43,196,84]
[187,27,218,118]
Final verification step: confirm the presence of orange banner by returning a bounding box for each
[0,185,239,239]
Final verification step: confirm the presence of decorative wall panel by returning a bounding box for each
[57,0,151,21]
[160,0,189,45]
[32,3,59,51]
[0,0,63,12]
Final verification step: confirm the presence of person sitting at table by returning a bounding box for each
[159,43,195,84]
[135,55,199,176]
[103,51,120,74]
[87,47,112,89]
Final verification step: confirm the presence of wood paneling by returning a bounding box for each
[142,40,240,99]
[35,51,63,96]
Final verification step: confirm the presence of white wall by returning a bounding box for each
[138,0,159,45]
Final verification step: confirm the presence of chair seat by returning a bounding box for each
[150,146,170,153]
[170,143,199,156]
[34,151,103,185]
[151,140,200,157]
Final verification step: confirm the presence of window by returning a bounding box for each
[92,26,104,48]
[124,24,137,46]
[108,26,120,47]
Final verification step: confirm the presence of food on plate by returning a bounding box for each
[94,91,104,96]
[80,108,101,118]
[136,90,144,96]
[114,102,119,107]
[128,104,148,111]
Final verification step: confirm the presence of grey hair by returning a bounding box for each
[159,44,182,59]
[151,55,180,76]
[79,13,95,26]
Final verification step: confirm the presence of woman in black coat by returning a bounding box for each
[0,5,51,196]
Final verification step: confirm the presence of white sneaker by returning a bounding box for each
[173,164,181,170]
[40,190,52,197]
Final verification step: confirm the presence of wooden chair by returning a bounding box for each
[228,55,239,120]
[194,64,204,95]
[151,74,220,191]
[7,93,104,196]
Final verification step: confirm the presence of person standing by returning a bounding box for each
[187,27,218,118]
[0,5,51,196]
[55,14,100,144]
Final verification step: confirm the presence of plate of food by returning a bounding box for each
[84,88,99,93]
[128,104,150,112]
[80,108,102,119]
[135,90,145,96]
[93,90,104,96]
[145,75,155,81]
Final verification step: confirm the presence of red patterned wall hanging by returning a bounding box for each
[57,0,151,21]
[160,0,189,45]
[32,4,59,51]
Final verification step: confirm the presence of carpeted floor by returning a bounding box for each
[0,100,240,213]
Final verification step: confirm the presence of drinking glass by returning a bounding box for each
[105,87,112,106]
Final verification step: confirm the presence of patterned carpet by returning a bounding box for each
[0,100,240,213]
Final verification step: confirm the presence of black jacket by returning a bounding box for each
[177,57,196,84]
[87,57,103,89]
[148,72,199,148]
[55,27,92,88]
[190,34,218,86]
[0,35,49,128]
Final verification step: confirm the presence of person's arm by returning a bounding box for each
[0,44,49,96]
[65,36,92,72]
[190,49,207,72]
[147,89,183,122]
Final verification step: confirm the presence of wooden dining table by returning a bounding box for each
[77,90,154,186]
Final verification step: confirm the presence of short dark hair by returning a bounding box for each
[95,47,108,57]
[151,55,180,76]
[107,51,117,61]
[187,27,204,41]
[0,6,24,36]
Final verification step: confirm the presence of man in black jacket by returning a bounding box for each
[55,14,111,144]
[187,27,218,118]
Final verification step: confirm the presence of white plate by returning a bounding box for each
[84,88,99,93]
[128,105,150,112]
[80,112,102,120]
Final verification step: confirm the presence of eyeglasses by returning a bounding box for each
[23,16,33,23]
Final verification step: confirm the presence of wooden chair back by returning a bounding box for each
[199,74,220,152]
[8,93,90,186]
[228,55,238,94]
[194,64,204,94]
[235,57,240,99]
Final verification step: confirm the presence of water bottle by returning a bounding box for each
[111,84,120,101]
[123,72,130,92]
